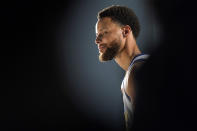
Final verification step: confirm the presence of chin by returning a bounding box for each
[99,53,114,62]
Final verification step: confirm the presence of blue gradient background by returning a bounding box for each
[55,0,161,129]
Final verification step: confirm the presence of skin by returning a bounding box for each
[95,17,142,101]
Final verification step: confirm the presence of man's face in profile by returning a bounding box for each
[95,17,124,61]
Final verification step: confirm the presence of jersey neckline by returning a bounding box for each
[127,53,146,71]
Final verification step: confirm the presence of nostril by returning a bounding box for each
[95,38,100,44]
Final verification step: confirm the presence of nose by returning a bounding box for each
[95,35,102,45]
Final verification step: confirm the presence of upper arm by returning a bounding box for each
[127,61,145,101]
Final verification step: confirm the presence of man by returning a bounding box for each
[95,5,149,130]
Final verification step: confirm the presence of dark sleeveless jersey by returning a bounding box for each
[121,54,149,131]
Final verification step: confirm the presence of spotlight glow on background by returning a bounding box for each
[55,0,161,129]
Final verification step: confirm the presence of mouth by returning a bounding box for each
[98,45,106,53]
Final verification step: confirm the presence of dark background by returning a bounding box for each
[1,0,196,131]
[132,0,197,131]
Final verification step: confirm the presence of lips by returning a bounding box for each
[98,45,106,53]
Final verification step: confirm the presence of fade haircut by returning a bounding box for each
[97,5,140,39]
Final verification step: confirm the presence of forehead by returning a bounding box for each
[95,17,121,33]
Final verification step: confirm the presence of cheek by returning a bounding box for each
[103,32,122,45]
[107,34,119,43]
[101,38,108,44]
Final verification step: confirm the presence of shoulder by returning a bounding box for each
[129,61,146,78]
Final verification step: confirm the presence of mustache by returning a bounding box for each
[98,43,107,47]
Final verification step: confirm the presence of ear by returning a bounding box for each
[122,25,131,37]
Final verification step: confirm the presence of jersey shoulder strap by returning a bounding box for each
[128,54,149,71]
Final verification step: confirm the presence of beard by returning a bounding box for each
[99,40,121,62]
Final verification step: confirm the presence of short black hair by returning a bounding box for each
[97,5,140,39]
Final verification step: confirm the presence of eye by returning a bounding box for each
[104,31,108,34]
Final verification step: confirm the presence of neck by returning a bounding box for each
[114,38,141,71]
